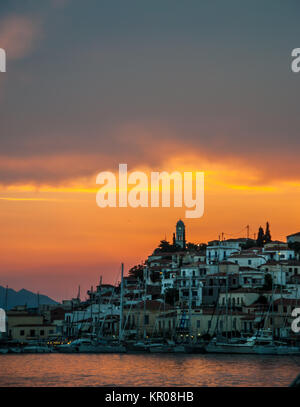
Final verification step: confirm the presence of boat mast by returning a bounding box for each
[188,274,192,343]
[271,273,274,342]
[119,263,124,343]
[97,277,102,339]
[142,266,147,340]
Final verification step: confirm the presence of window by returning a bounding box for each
[40,330,45,336]
[20,330,25,336]
[30,329,35,337]
[197,320,201,328]
[144,315,149,325]
[248,260,252,265]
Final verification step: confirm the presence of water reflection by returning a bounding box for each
[0,353,300,387]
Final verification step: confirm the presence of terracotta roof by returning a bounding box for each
[135,300,172,311]
[287,232,300,238]
[263,246,292,251]
[239,266,260,271]
[229,253,265,259]
[12,324,55,327]
[273,298,300,306]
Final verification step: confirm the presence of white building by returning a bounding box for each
[262,243,295,261]
[206,240,240,264]
[178,265,203,307]
[229,253,267,268]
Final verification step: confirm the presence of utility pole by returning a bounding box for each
[246,225,250,240]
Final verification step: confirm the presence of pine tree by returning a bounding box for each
[256,226,264,247]
[264,222,271,244]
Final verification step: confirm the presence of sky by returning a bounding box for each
[0,0,300,301]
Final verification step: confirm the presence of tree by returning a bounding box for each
[165,288,179,306]
[186,242,207,252]
[242,239,257,250]
[288,241,300,254]
[263,273,273,291]
[186,242,198,250]
[256,226,264,247]
[154,239,180,253]
[255,295,269,305]
[128,264,144,280]
[264,222,272,244]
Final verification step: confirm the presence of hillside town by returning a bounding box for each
[2,221,300,353]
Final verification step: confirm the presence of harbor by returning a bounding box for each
[2,221,300,360]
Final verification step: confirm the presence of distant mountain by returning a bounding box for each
[0,286,59,310]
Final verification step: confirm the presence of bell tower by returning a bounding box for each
[175,219,186,249]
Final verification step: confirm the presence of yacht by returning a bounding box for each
[56,338,126,353]
[205,329,300,355]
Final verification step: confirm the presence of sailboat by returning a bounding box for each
[58,265,127,353]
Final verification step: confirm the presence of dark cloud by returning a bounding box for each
[0,1,300,186]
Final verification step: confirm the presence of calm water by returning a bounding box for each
[0,353,300,387]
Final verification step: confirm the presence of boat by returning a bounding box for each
[126,341,151,353]
[148,341,175,353]
[184,342,206,354]
[0,348,8,354]
[205,329,300,355]
[22,345,54,353]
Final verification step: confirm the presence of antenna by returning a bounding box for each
[77,285,81,301]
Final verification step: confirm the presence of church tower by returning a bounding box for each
[175,219,186,249]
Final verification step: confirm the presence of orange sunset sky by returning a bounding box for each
[0,1,300,300]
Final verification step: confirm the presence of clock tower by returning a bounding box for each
[175,219,186,249]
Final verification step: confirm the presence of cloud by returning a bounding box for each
[0,119,300,189]
[0,15,40,60]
